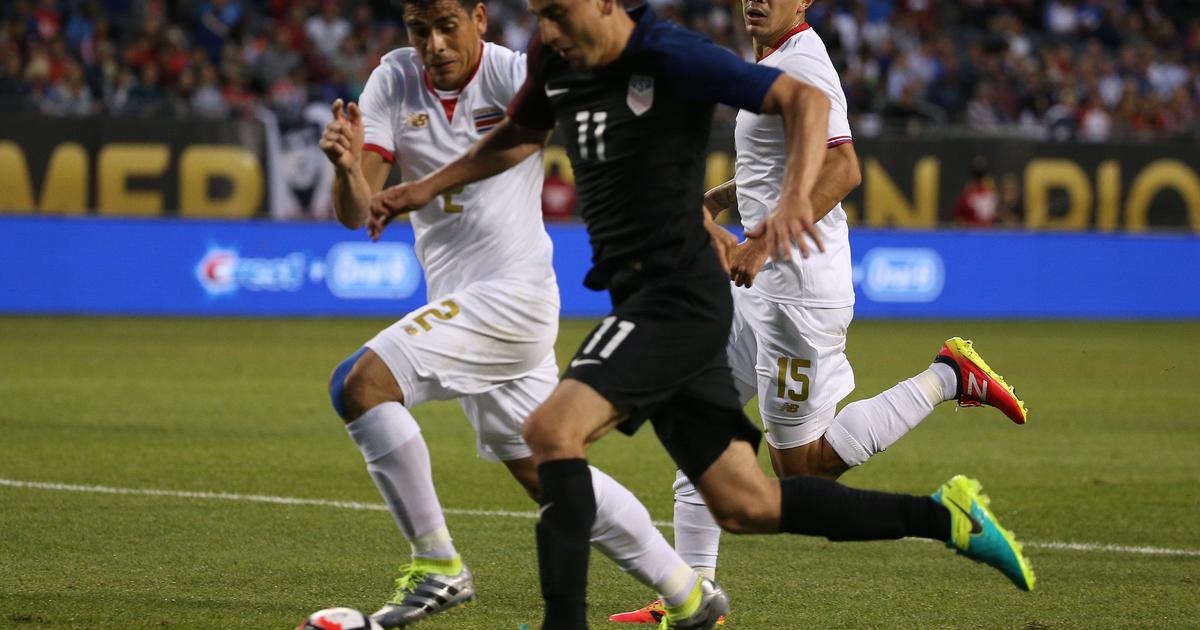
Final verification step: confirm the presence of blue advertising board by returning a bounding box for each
[1,217,1197,319]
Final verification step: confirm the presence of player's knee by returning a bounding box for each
[328,348,401,422]
[521,407,578,460]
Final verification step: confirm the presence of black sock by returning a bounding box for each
[778,475,951,542]
[537,458,595,630]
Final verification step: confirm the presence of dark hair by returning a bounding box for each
[401,0,482,14]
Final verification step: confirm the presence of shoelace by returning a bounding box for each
[389,564,429,603]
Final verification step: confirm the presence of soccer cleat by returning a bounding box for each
[932,475,1036,591]
[611,599,726,626]
[936,337,1028,424]
[656,579,729,630]
[371,557,476,627]
[610,599,666,624]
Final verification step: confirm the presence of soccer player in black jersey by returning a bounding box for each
[366,0,1035,627]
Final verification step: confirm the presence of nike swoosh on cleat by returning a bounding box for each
[945,496,983,534]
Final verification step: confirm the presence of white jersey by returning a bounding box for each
[359,42,556,301]
[734,24,854,308]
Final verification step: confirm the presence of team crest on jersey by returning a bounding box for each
[627,75,654,116]
[407,112,430,128]
[472,106,505,133]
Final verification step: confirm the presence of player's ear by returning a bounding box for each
[472,1,488,35]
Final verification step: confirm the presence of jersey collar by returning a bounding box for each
[616,4,655,64]
[758,21,810,61]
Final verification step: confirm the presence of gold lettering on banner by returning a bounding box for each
[864,156,938,227]
[0,141,88,214]
[1024,159,1091,230]
[1125,159,1200,232]
[98,144,169,216]
[179,145,263,218]
[1095,160,1121,232]
[542,145,574,184]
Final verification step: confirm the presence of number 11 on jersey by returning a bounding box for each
[575,110,607,161]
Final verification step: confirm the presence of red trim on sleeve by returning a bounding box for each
[363,143,395,163]
[826,136,854,148]
[759,22,811,61]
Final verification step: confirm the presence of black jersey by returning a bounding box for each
[509,6,780,291]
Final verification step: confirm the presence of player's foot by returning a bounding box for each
[610,598,666,624]
[933,475,1036,591]
[655,578,729,630]
[371,556,475,628]
[610,599,726,625]
[936,337,1028,424]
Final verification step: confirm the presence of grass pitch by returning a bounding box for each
[1,316,1198,629]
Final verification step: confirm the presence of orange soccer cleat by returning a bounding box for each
[936,337,1028,425]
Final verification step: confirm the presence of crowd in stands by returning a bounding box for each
[1,0,1197,141]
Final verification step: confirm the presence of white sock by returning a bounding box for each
[346,402,458,560]
[672,471,720,579]
[825,363,955,467]
[589,466,699,608]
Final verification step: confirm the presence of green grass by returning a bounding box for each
[1,317,1198,629]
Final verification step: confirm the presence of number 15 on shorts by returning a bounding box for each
[572,316,636,367]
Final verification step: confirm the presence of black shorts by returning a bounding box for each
[563,250,761,480]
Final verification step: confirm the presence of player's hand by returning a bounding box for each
[745,198,824,261]
[368,181,435,241]
[703,213,739,275]
[729,237,770,288]
[320,99,365,171]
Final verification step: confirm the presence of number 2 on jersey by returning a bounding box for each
[575,110,607,161]
[776,357,811,401]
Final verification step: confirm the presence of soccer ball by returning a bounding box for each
[296,607,383,630]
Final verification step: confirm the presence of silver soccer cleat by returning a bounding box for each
[660,578,730,630]
[371,562,476,628]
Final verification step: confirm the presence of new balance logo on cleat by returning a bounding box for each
[966,373,988,402]
[936,337,1028,424]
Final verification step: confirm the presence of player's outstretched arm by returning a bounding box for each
[367,119,550,240]
[745,75,830,261]
[322,99,391,230]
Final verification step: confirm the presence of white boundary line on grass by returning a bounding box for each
[4,478,1199,559]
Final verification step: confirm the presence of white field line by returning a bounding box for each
[3,478,1199,559]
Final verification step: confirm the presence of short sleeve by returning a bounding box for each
[775,51,852,147]
[652,28,781,113]
[506,35,556,130]
[359,63,398,163]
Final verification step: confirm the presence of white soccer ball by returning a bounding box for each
[296,607,383,630]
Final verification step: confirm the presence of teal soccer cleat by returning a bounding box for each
[932,475,1036,591]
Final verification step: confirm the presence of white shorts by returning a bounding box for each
[365,276,560,461]
[726,286,855,449]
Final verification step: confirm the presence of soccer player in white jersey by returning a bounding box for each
[320,0,717,626]
[611,0,1030,623]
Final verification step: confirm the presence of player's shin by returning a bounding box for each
[590,467,701,609]
[672,472,720,581]
[537,459,596,629]
[823,364,955,466]
[777,475,951,542]
[346,402,458,560]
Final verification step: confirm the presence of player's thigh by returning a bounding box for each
[364,279,558,408]
[750,300,855,450]
[767,435,847,479]
[459,352,557,464]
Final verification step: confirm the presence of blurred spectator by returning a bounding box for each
[0,0,1192,142]
[541,163,576,222]
[952,156,1010,228]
